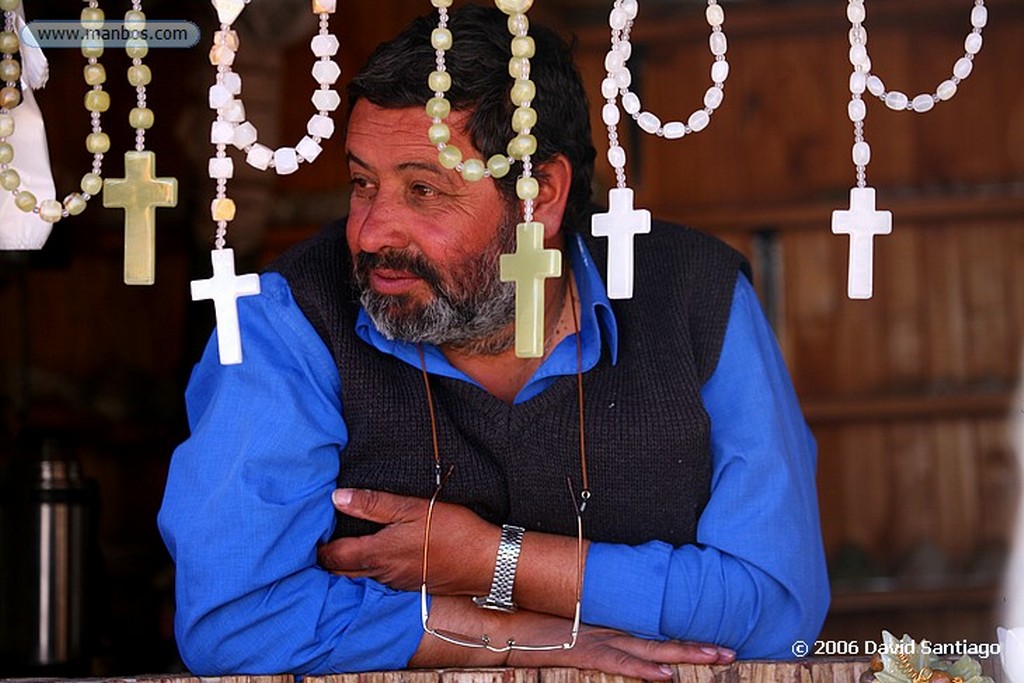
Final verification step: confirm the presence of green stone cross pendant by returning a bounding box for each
[499,221,562,359]
[103,150,178,285]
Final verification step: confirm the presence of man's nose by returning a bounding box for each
[354,193,412,254]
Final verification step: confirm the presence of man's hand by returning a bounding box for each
[410,596,736,679]
[318,488,499,595]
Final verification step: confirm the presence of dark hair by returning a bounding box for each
[347,4,596,233]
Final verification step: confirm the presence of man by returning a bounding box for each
[158,5,828,677]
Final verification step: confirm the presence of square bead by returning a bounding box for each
[232,121,258,149]
[222,99,246,122]
[311,88,341,112]
[274,147,299,175]
[311,34,339,57]
[312,0,336,13]
[208,84,233,109]
[211,197,237,222]
[208,156,235,179]
[296,135,322,163]
[0,113,13,138]
[39,199,63,223]
[246,143,273,171]
[311,60,341,85]
[214,30,240,51]
[209,43,236,66]
[211,120,235,144]
[222,71,242,95]
[306,114,335,140]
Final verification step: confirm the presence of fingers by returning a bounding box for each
[331,488,424,524]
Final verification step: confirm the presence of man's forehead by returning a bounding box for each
[346,100,477,158]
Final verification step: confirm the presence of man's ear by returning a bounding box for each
[530,154,573,241]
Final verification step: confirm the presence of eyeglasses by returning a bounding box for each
[419,464,584,652]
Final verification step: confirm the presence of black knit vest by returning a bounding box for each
[268,214,749,546]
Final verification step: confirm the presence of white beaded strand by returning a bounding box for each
[0,0,106,222]
[207,0,338,177]
[601,0,728,190]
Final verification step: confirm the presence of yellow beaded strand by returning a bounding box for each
[0,0,108,222]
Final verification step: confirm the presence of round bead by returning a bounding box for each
[496,0,533,15]
[621,92,641,115]
[0,31,18,55]
[507,133,537,159]
[884,90,908,111]
[508,57,530,80]
[438,144,462,169]
[953,56,973,80]
[846,2,866,24]
[688,109,710,132]
[711,59,729,84]
[511,36,535,59]
[615,39,632,61]
[607,145,626,169]
[428,123,450,145]
[65,193,88,216]
[85,89,111,112]
[14,190,35,212]
[0,85,21,109]
[911,94,935,113]
[852,141,871,166]
[512,106,537,132]
[965,32,983,55]
[866,75,885,96]
[83,63,106,85]
[425,96,451,119]
[81,7,104,29]
[0,113,13,137]
[86,132,111,154]
[601,102,620,126]
[709,32,727,56]
[850,71,867,94]
[848,98,866,122]
[128,64,152,87]
[637,111,660,134]
[39,199,63,223]
[601,77,618,100]
[663,121,686,139]
[706,4,724,27]
[81,39,104,59]
[971,5,988,29]
[430,0,453,7]
[510,79,535,106]
[129,107,155,129]
[612,68,631,89]
[0,0,18,10]
[704,86,724,110]
[620,0,638,19]
[428,70,452,93]
[0,58,20,83]
[431,28,453,51]
[849,44,868,67]
[937,79,957,100]
[460,158,486,182]
[516,176,539,201]
[507,13,529,36]
[125,10,146,31]
[0,141,11,164]
[604,50,625,74]
[486,154,511,179]
[81,173,103,195]
[126,39,149,59]
[0,168,19,191]
[609,7,628,31]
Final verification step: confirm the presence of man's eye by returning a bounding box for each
[411,183,438,198]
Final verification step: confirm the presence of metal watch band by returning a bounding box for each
[473,524,525,613]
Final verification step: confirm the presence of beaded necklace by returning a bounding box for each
[832,0,988,299]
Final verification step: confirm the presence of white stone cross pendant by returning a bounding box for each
[499,221,562,359]
[103,150,178,285]
[591,187,651,299]
[831,186,892,300]
[191,248,261,365]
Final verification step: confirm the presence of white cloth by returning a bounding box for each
[0,6,56,251]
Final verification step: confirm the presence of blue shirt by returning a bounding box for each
[157,233,829,674]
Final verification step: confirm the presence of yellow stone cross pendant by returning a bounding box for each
[103,150,178,285]
[499,221,562,359]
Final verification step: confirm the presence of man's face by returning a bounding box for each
[345,100,517,353]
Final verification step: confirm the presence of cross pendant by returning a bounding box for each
[831,186,892,300]
[499,221,562,359]
[103,150,178,285]
[191,248,261,365]
[591,187,651,299]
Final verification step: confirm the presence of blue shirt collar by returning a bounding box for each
[355,232,619,400]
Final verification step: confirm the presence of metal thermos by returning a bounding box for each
[0,438,96,676]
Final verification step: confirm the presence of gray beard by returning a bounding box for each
[354,215,519,356]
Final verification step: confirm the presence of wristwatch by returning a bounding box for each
[473,524,526,612]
